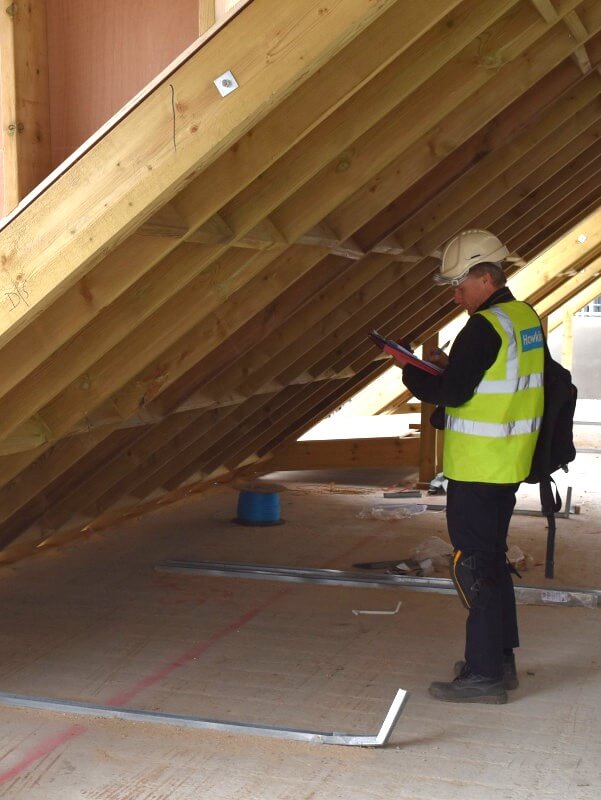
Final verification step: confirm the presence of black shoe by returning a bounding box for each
[454,655,519,690]
[429,669,508,704]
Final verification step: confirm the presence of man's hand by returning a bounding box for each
[427,348,449,369]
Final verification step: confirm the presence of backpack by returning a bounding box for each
[523,344,577,578]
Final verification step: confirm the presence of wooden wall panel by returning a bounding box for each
[46,0,198,167]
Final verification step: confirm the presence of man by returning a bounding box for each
[402,229,544,704]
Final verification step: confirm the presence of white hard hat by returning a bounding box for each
[435,230,508,285]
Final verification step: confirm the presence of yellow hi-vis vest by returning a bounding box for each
[444,301,545,483]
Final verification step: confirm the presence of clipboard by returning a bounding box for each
[369,330,443,376]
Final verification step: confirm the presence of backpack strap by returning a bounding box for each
[540,476,561,579]
[540,475,562,514]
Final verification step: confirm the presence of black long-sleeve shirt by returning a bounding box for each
[402,287,515,408]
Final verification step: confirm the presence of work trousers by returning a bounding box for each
[446,479,520,680]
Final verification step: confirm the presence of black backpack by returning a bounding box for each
[524,344,577,578]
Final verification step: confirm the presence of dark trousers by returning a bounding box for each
[446,479,520,680]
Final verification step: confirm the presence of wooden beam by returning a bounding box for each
[510,206,601,298]
[528,0,558,25]
[188,254,395,406]
[564,10,594,75]
[232,364,387,472]
[133,393,279,496]
[535,254,601,317]
[0,244,264,444]
[503,172,601,253]
[152,253,354,414]
[223,0,520,239]
[561,309,574,369]
[98,245,329,425]
[0,0,458,435]
[564,9,589,41]
[303,265,441,380]
[482,127,601,235]
[376,388,415,415]
[393,77,601,258]
[548,274,601,331]
[186,213,234,244]
[418,334,439,486]
[572,46,594,74]
[0,0,51,214]
[0,428,137,548]
[165,381,361,488]
[99,405,241,502]
[510,186,601,256]
[245,257,426,394]
[0,0,511,443]
[328,2,601,242]
[37,411,206,531]
[176,0,468,242]
[0,0,399,345]
[199,1,217,34]
[354,57,586,251]
[261,436,420,472]
[0,0,400,425]
[0,425,119,531]
[138,203,189,238]
[272,0,552,244]
[200,1,243,34]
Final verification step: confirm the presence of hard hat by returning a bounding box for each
[435,230,508,286]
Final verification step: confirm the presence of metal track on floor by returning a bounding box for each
[0,689,407,748]
[156,560,599,608]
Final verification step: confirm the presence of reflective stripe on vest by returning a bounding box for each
[475,372,544,395]
[445,415,543,437]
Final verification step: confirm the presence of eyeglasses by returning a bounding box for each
[433,269,471,287]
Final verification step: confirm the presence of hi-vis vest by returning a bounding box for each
[444,301,545,483]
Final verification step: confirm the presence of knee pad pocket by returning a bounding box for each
[451,550,495,610]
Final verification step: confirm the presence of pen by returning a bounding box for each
[432,340,450,356]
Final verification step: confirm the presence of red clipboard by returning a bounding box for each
[369,330,443,376]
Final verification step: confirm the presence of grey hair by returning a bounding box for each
[468,261,506,287]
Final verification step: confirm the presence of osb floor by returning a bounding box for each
[0,451,600,798]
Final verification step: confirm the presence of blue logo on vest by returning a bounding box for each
[521,326,543,351]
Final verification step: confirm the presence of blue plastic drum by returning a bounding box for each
[233,482,285,526]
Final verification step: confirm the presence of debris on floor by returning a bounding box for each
[352,601,403,616]
[507,544,535,571]
[410,535,453,570]
[356,503,427,520]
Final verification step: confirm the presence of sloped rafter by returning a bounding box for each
[327,7,601,244]
[0,0,463,440]
[0,0,402,341]
[548,274,601,330]
[0,0,433,447]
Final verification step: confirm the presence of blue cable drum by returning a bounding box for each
[233,482,285,526]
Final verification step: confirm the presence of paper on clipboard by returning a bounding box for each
[368,330,443,376]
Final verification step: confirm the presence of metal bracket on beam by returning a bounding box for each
[214,70,239,97]
[0,689,408,748]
